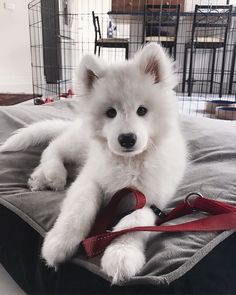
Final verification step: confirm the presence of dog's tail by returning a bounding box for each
[0,120,73,152]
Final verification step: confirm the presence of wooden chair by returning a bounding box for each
[143,4,180,60]
[92,11,129,59]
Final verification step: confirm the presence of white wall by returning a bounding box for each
[0,0,32,93]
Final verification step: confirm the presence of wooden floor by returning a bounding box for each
[0,94,33,106]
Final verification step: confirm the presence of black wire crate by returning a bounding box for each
[28,0,236,119]
[28,0,79,104]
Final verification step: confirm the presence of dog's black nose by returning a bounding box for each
[118,133,137,148]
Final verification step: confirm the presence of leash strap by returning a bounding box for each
[82,188,236,258]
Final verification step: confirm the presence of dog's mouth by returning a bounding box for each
[111,146,146,157]
[122,148,135,153]
[107,140,148,157]
[120,146,147,156]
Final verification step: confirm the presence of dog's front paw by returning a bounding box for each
[101,243,145,284]
[28,167,47,191]
[28,164,67,191]
[43,166,67,191]
[41,229,77,268]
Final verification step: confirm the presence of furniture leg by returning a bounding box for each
[210,48,216,94]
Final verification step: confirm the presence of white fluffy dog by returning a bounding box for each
[1,43,187,284]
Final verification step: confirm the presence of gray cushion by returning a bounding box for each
[0,100,236,286]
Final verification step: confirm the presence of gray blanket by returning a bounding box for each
[0,100,236,286]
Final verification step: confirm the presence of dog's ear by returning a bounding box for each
[135,43,178,88]
[77,54,106,92]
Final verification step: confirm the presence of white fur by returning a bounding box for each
[0,120,73,152]
[1,43,187,284]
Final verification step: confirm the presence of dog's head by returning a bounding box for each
[77,43,178,157]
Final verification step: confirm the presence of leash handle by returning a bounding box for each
[89,188,146,236]
[82,189,236,258]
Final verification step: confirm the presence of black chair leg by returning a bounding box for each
[210,48,216,94]
[174,45,177,61]
[169,47,172,58]
[229,44,236,95]
[188,46,194,97]
[94,44,97,55]
[125,45,129,60]
[182,46,188,93]
[98,46,101,57]
[219,45,227,98]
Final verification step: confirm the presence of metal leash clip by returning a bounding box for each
[185,192,204,208]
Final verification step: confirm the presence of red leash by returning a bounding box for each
[82,188,236,258]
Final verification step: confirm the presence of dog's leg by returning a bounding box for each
[28,142,67,191]
[101,206,156,284]
[28,128,86,191]
[41,172,102,268]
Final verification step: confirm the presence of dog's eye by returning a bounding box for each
[137,106,148,116]
[106,107,117,118]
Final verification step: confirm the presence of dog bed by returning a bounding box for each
[0,100,236,294]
